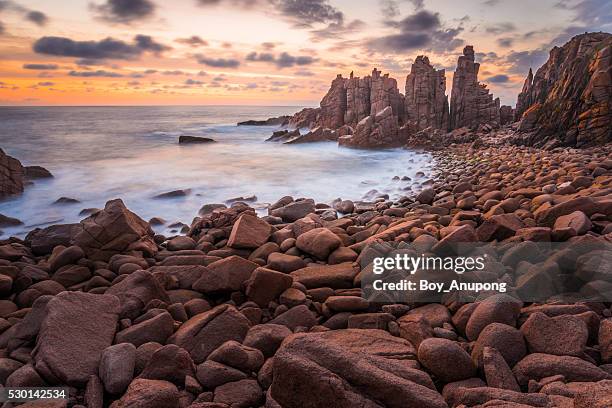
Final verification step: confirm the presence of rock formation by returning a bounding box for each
[315,74,347,129]
[500,105,514,125]
[0,149,24,197]
[450,46,501,130]
[404,56,449,133]
[339,106,399,148]
[343,73,371,125]
[515,32,612,147]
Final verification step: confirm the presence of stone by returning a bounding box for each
[513,353,609,386]
[482,346,520,391]
[465,294,522,341]
[290,262,359,289]
[166,236,196,251]
[179,135,216,144]
[243,324,292,358]
[99,343,136,394]
[601,319,612,363]
[520,312,588,356]
[417,338,476,383]
[267,252,306,273]
[208,340,264,373]
[110,379,179,408]
[295,227,342,260]
[213,379,262,408]
[169,304,250,363]
[270,201,315,222]
[26,223,81,256]
[106,270,170,320]
[139,344,195,385]
[324,295,369,312]
[270,329,445,408]
[269,304,317,330]
[115,311,174,347]
[191,256,257,294]
[72,199,157,261]
[227,213,272,249]
[24,165,53,179]
[245,267,293,307]
[416,188,435,205]
[49,245,85,272]
[472,323,526,368]
[33,292,120,386]
[553,211,592,235]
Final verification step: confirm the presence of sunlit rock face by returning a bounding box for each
[515,32,612,147]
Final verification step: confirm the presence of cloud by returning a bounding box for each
[482,0,501,5]
[23,63,59,70]
[294,69,315,76]
[26,10,48,26]
[485,74,510,83]
[310,19,366,40]
[91,0,156,24]
[556,0,612,28]
[162,70,186,75]
[504,49,549,75]
[134,35,172,54]
[246,51,317,68]
[0,20,4,35]
[38,81,54,86]
[176,36,208,47]
[370,9,464,52]
[33,35,171,60]
[485,22,516,35]
[185,78,204,85]
[497,37,513,47]
[69,70,125,77]
[196,54,241,68]
[0,0,48,27]
[272,0,343,28]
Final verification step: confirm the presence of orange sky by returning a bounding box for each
[0,0,609,106]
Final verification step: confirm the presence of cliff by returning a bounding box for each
[516,32,612,147]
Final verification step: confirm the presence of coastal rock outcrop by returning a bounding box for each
[404,56,449,133]
[450,46,501,130]
[0,148,24,197]
[339,106,399,148]
[515,32,612,147]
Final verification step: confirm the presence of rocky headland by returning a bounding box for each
[0,32,611,407]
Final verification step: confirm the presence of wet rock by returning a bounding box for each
[179,136,216,144]
[269,200,316,222]
[24,165,53,179]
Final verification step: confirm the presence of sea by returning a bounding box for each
[0,106,434,238]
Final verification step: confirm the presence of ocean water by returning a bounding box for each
[0,106,433,238]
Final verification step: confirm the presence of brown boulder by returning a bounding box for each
[33,292,120,386]
[169,304,250,363]
[245,267,293,307]
[73,199,157,261]
[192,256,258,294]
[520,312,588,356]
[512,353,610,386]
[110,379,179,408]
[270,329,445,408]
[227,213,272,249]
[290,262,359,289]
[0,148,25,197]
[295,227,342,260]
[418,338,476,383]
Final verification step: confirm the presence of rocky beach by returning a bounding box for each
[0,31,611,408]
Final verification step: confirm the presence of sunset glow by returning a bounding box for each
[1,0,610,106]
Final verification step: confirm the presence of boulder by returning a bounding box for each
[179,135,216,144]
[270,200,315,222]
[110,379,179,408]
[227,213,272,249]
[513,353,610,386]
[290,262,359,289]
[169,304,250,363]
[0,148,24,197]
[271,329,446,408]
[417,338,476,383]
[106,270,170,320]
[465,294,522,341]
[72,199,157,261]
[245,267,293,307]
[99,343,136,394]
[192,256,259,294]
[33,292,120,386]
[295,227,342,260]
[520,312,588,356]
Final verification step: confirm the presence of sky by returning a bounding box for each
[0,0,610,106]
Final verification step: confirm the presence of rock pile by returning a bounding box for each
[0,140,610,407]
